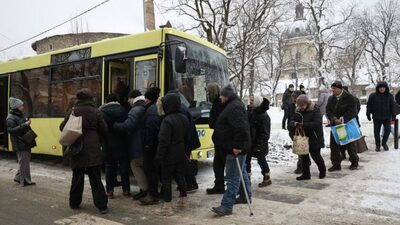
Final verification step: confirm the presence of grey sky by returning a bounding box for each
[0,0,379,60]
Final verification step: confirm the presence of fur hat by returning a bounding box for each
[253,94,263,108]
[145,87,161,103]
[9,97,24,110]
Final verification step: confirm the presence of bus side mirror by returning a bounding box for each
[174,46,187,73]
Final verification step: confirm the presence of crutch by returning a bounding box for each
[235,156,254,216]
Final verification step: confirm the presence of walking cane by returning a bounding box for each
[235,156,254,216]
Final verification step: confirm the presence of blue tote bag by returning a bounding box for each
[331,118,362,145]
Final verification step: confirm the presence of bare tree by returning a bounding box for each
[302,0,355,86]
[360,0,398,82]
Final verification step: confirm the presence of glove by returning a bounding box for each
[367,114,371,121]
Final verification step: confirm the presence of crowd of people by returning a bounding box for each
[5,80,400,217]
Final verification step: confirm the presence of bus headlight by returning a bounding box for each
[197,151,203,158]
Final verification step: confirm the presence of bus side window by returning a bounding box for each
[135,59,157,93]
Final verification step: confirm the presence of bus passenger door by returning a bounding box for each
[0,76,9,149]
[108,62,130,108]
[133,54,158,93]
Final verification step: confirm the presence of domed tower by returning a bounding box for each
[280,3,317,89]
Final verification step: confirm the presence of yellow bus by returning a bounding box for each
[0,28,229,160]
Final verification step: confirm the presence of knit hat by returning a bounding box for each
[76,88,94,100]
[289,84,294,88]
[291,90,302,98]
[299,84,305,90]
[9,97,24,110]
[145,87,161,103]
[220,85,236,99]
[296,94,309,106]
[253,94,263,108]
[128,90,142,99]
[331,81,343,89]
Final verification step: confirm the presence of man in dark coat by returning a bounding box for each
[113,90,149,200]
[100,93,130,199]
[206,82,226,195]
[367,81,395,151]
[6,97,36,186]
[211,85,252,216]
[156,93,190,216]
[290,95,326,180]
[246,95,272,187]
[60,88,108,214]
[282,84,294,130]
[341,86,361,159]
[287,90,303,174]
[326,81,359,171]
[140,87,162,205]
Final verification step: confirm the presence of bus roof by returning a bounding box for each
[0,28,226,74]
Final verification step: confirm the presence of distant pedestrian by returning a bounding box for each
[246,95,272,187]
[290,95,326,180]
[100,93,130,199]
[316,87,330,116]
[211,85,252,216]
[140,87,162,205]
[367,81,395,152]
[299,84,306,95]
[6,97,36,187]
[114,90,150,200]
[60,88,108,214]
[282,84,295,130]
[206,82,226,195]
[156,93,190,216]
[326,81,359,171]
[287,90,303,174]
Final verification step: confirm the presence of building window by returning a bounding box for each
[10,68,50,118]
[49,59,102,117]
[296,52,301,61]
[51,48,91,65]
[49,44,53,50]
[295,28,300,33]
[291,72,296,79]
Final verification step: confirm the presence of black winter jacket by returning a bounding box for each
[248,98,270,157]
[156,94,190,165]
[213,96,251,155]
[209,98,224,129]
[367,81,395,120]
[113,100,146,159]
[179,104,201,153]
[100,102,128,158]
[326,90,357,125]
[396,90,400,105]
[287,102,297,139]
[282,89,293,110]
[290,105,324,149]
[6,110,32,151]
[143,103,161,151]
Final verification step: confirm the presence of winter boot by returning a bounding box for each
[375,146,381,152]
[258,173,272,187]
[294,157,302,174]
[296,166,311,181]
[177,196,187,208]
[382,143,389,151]
[349,162,359,170]
[158,202,174,216]
[328,165,341,172]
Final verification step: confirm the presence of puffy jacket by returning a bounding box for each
[213,96,251,155]
[6,110,32,151]
[209,98,224,129]
[143,103,161,150]
[156,94,190,165]
[316,87,330,115]
[113,100,146,159]
[179,104,201,153]
[248,98,270,157]
[100,102,128,158]
[326,90,357,125]
[367,81,395,120]
[60,100,108,169]
[290,104,324,149]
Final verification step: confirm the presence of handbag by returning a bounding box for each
[64,137,83,157]
[354,136,368,153]
[21,129,37,148]
[59,108,83,146]
[292,127,309,155]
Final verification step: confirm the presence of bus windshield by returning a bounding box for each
[165,35,229,124]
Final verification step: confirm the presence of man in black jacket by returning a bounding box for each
[367,81,395,151]
[206,83,226,195]
[211,85,252,216]
[282,84,294,129]
[326,81,359,171]
[287,90,303,174]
